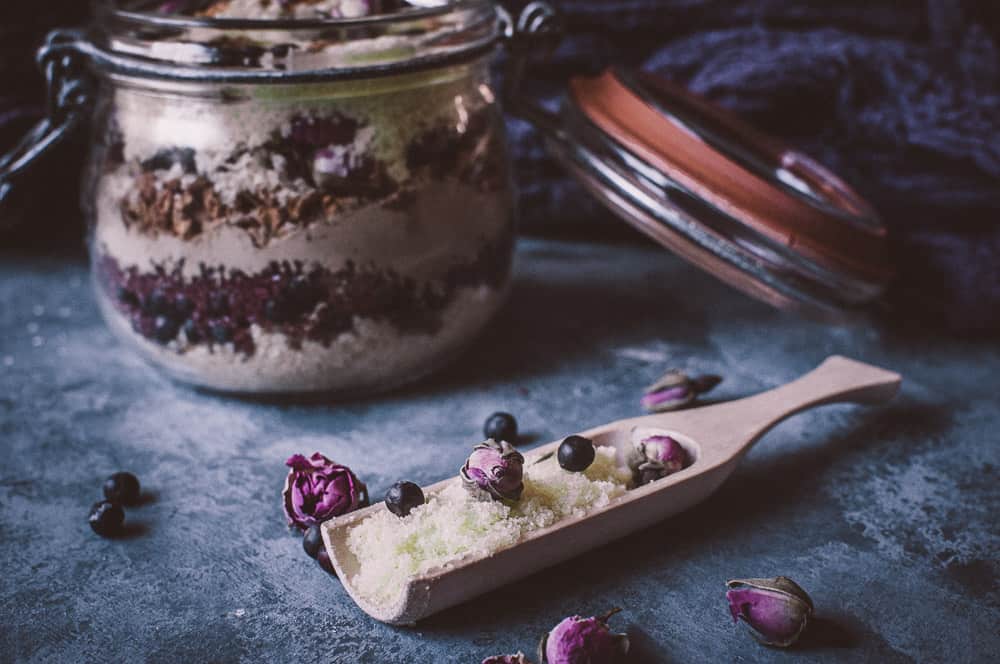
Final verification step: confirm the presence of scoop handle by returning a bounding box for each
[749,355,900,409]
[669,356,901,463]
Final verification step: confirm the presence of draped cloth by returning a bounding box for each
[506,0,1000,332]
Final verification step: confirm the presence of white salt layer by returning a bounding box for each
[345,447,633,605]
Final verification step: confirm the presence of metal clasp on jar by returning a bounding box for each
[0,30,93,228]
[499,1,564,137]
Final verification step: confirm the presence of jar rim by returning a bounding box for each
[71,0,500,82]
[96,0,490,31]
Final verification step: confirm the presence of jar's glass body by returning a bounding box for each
[84,57,514,394]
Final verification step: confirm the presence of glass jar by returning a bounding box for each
[2,2,892,397]
[66,1,513,394]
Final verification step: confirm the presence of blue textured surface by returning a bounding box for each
[1,238,997,663]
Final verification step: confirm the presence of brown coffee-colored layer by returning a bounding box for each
[115,106,502,245]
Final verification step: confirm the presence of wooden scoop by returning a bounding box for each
[322,355,901,625]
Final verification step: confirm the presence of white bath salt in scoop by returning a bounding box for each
[346,446,632,606]
[322,356,901,625]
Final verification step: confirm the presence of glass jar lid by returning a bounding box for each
[505,3,892,320]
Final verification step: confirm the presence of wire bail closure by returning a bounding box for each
[500,1,563,137]
[0,30,93,227]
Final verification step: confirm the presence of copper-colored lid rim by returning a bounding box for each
[569,69,892,284]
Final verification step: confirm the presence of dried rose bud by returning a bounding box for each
[640,369,721,413]
[461,439,525,501]
[539,610,629,664]
[482,653,532,664]
[726,576,814,647]
[628,435,689,485]
[282,453,368,531]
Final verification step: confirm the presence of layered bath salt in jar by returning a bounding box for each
[5,2,892,398]
[80,0,513,393]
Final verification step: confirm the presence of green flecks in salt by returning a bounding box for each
[346,446,632,605]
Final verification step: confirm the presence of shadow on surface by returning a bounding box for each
[398,267,714,396]
[795,615,863,650]
[626,626,675,663]
[113,521,150,540]
[132,490,158,507]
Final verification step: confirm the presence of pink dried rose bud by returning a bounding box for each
[726,576,814,647]
[628,435,689,485]
[539,609,630,664]
[461,439,525,501]
[282,453,368,531]
[640,369,721,412]
[482,653,532,664]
